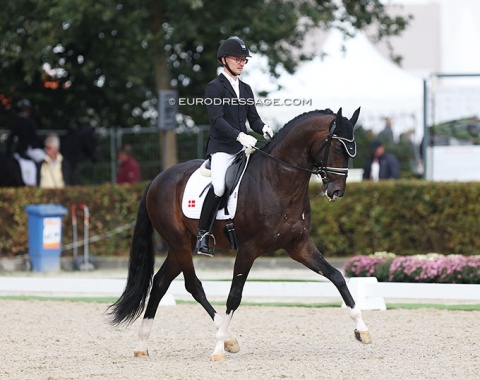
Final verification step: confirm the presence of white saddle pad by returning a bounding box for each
[182,158,249,220]
[14,153,37,186]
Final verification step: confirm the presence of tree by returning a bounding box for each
[1,0,411,130]
[1,0,153,130]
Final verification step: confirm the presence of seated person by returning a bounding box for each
[37,134,73,188]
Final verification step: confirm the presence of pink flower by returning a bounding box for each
[344,253,480,284]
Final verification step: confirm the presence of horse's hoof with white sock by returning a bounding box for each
[354,329,372,344]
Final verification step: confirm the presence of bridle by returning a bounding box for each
[254,119,351,185]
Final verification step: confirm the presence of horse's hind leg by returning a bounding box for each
[207,249,257,361]
[181,259,240,360]
[288,239,372,344]
[134,252,182,357]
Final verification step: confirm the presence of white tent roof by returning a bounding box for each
[243,30,424,142]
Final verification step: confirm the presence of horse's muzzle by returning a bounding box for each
[323,183,345,201]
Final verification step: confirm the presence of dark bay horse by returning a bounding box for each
[109,108,372,361]
[0,126,98,187]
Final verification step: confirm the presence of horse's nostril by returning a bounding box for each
[331,190,344,200]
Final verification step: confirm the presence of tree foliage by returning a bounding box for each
[0,0,411,129]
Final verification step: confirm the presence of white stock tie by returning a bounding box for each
[232,80,240,98]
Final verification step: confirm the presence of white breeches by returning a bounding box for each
[210,152,238,197]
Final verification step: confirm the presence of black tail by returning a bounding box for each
[108,184,154,326]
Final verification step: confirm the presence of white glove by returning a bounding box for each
[236,132,257,149]
[262,125,274,140]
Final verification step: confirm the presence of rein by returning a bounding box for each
[254,120,349,184]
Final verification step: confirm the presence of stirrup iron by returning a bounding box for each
[196,232,216,257]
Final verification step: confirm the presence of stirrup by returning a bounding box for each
[196,232,216,257]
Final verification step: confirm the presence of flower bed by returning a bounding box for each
[343,252,480,284]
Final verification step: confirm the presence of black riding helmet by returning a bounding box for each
[217,37,251,64]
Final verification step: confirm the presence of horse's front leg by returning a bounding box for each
[180,250,240,360]
[213,313,240,355]
[183,273,240,359]
[210,312,235,361]
[288,239,372,344]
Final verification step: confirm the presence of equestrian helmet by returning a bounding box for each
[217,37,251,63]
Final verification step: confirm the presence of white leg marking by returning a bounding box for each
[348,306,372,344]
[213,313,236,341]
[211,312,233,360]
[348,306,368,331]
[134,318,154,356]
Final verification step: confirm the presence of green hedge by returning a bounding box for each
[309,180,480,256]
[1,180,480,258]
[0,183,145,258]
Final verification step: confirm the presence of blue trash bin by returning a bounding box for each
[25,204,68,272]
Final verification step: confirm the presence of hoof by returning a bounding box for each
[210,353,227,362]
[224,339,240,353]
[354,329,372,344]
[134,350,149,357]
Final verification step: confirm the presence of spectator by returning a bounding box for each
[378,117,395,144]
[116,144,141,184]
[363,140,400,181]
[37,134,73,188]
[6,99,45,163]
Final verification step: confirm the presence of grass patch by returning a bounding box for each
[386,303,480,311]
[0,295,117,303]
[176,300,342,308]
[1,296,479,311]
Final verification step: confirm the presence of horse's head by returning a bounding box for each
[311,107,360,201]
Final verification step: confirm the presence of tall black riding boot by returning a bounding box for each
[196,188,222,257]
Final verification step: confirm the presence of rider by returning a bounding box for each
[6,99,45,163]
[196,36,274,256]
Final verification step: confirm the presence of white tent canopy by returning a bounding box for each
[243,30,424,142]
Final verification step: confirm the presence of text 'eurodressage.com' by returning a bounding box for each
[171,98,313,107]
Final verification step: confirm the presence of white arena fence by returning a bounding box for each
[1,277,479,310]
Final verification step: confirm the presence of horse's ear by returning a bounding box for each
[336,107,343,126]
[350,107,361,126]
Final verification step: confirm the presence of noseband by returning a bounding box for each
[255,119,350,185]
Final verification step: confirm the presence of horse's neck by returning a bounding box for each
[258,126,319,195]
[257,145,313,198]
[269,129,314,173]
